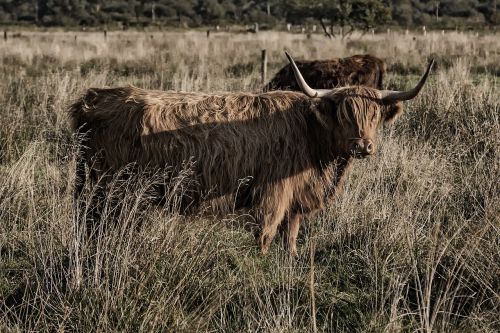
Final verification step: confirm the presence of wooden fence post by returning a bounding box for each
[207,30,210,38]
[261,49,267,84]
[3,30,7,41]
[104,29,107,40]
[254,23,259,33]
[320,19,332,39]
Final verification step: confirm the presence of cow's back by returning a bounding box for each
[69,87,318,212]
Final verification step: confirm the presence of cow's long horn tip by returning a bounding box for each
[428,59,435,69]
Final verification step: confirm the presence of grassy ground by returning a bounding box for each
[0,30,499,332]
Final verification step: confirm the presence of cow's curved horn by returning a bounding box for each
[380,59,435,104]
[285,51,329,98]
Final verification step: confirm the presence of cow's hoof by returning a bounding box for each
[259,234,271,254]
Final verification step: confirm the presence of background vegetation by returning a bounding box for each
[0,29,498,332]
[0,0,499,28]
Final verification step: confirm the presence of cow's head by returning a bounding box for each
[285,51,434,158]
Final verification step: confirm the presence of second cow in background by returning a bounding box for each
[265,54,386,91]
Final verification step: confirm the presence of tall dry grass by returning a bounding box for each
[0,30,499,332]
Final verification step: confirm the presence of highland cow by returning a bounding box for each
[264,54,386,91]
[70,52,433,254]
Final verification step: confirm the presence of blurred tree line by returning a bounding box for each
[0,0,497,28]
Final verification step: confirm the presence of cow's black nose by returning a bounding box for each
[351,139,375,157]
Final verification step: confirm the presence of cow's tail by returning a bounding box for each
[68,96,89,201]
[74,135,87,201]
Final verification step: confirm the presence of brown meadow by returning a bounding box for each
[0,30,499,332]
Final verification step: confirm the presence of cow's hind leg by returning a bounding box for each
[85,172,110,237]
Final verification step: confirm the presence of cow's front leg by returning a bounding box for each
[259,208,288,254]
[284,213,302,256]
[258,188,293,254]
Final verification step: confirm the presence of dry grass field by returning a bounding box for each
[0,29,499,332]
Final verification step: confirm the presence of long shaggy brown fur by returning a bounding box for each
[264,54,386,91]
[69,85,396,253]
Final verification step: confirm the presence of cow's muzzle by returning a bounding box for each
[350,139,375,158]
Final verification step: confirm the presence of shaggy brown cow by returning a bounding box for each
[70,52,433,254]
[264,54,386,91]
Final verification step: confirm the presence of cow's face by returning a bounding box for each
[325,88,403,158]
[284,51,433,158]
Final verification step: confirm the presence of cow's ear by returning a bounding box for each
[383,102,403,124]
[313,98,336,128]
